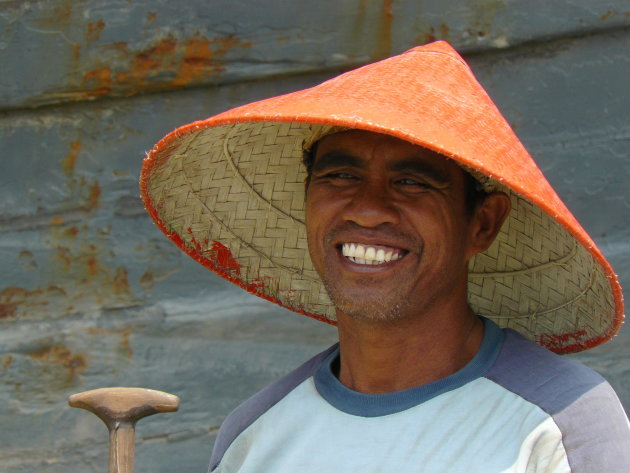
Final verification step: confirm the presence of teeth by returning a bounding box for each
[365,247,376,260]
[341,243,404,265]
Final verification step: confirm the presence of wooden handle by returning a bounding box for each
[69,387,180,473]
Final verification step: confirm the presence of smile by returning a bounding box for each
[341,243,406,265]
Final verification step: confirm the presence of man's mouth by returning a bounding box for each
[341,243,406,265]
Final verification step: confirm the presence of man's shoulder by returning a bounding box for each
[487,328,630,471]
[209,344,337,471]
[487,328,608,413]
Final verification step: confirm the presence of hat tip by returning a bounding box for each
[409,39,458,54]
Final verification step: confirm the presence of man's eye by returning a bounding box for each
[323,172,357,180]
[396,178,428,187]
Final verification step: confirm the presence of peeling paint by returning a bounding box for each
[83,67,113,97]
[210,241,241,276]
[74,34,253,102]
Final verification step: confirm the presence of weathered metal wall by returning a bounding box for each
[1,1,628,472]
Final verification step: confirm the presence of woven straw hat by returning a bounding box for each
[141,41,623,353]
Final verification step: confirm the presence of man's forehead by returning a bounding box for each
[313,129,457,174]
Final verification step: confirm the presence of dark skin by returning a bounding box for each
[305,130,511,393]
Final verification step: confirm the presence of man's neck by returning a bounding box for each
[335,305,484,394]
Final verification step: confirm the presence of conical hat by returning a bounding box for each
[141,41,623,353]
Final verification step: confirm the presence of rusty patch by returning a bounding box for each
[113,267,130,295]
[87,181,101,209]
[374,0,393,60]
[18,250,37,271]
[3,355,13,369]
[28,344,87,382]
[87,327,133,358]
[87,20,106,40]
[76,33,252,101]
[72,44,82,62]
[440,24,450,40]
[65,226,79,238]
[0,286,55,320]
[147,12,157,22]
[600,10,616,21]
[83,67,113,97]
[140,270,154,291]
[61,140,82,176]
[422,27,437,44]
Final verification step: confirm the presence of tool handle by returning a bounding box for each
[109,421,135,473]
[69,387,180,473]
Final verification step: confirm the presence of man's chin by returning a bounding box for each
[325,287,409,322]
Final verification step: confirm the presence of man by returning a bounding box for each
[141,41,630,471]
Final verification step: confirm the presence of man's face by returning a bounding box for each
[305,130,489,322]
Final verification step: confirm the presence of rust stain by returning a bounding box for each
[87,327,133,358]
[113,267,130,295]
[467,0,506,43]
[114,38,177,85]
[87,19,106,40]
[61,140,82,176]
[140,270,154,291]
[440,23,450,40]
[28,344,87,382]
[0,286,56,320]
[83,67,113,97]
[422,27,437,44]
[147,12,157,22]
[18,250,37,271]
[51,216,64,226]
[600,10,616,21]
[3,355,13,369]
[85,255,98,277]
[76,34,252,101]
[72,44,82,62]
[65,226,79,238]
[55,246,72,270]
[374,0,393,60]
[87,181,101,209]
[173,36,248,86]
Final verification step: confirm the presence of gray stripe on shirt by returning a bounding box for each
[209,344,338,472]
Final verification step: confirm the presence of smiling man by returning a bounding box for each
[142,41,630,472]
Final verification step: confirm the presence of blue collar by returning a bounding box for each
[314,317,505,417]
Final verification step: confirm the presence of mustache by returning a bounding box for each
[323,222,420,249]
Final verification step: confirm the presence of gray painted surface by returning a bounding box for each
[1,0,629,109]
[1,1,628,472]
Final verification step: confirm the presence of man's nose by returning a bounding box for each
[342,181,400,227]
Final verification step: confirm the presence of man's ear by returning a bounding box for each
[467,192,511,257]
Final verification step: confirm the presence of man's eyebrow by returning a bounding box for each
[389,158,449,184]
[311,152,364,172]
